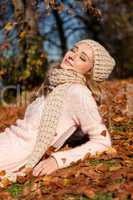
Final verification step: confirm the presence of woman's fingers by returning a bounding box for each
[33,161,45,176]
[32,157,59,177]
[39,166,52,176]
[37,162,53,176]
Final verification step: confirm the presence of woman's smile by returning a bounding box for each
[64,57,74,67]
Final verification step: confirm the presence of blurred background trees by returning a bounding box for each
[0,0,133,92]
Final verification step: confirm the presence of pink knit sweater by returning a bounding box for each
[50,84,111,168]
[0,83,111,174]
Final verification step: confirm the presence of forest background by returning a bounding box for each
[0,0,132,104]
[0,1,133,199]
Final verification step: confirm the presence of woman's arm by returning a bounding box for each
[51,135,111,169]
[51,84,112,169]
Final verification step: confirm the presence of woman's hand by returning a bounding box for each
[32,157,59,177]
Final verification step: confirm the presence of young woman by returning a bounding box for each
[0,39,115,182]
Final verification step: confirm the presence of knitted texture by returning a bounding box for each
[77,39,116,82]
[25,68,86,168]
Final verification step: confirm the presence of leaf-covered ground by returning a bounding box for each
[0,79,133,200]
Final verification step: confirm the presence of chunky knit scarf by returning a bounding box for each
[25,67,86,168]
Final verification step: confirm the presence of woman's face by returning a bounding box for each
[60,42,94,75]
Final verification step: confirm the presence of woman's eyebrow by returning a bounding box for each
[73,45,90,60]
[81,52,89,60]
[73,45,78,49]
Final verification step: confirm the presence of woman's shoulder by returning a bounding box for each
[66,83,98,108]
[67,83,92,97]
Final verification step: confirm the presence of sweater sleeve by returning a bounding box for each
[51,84,112,169]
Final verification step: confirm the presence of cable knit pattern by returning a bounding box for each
[0,66,113,183]
[0,83,112,183]
[51,84,112,169]
[25,83,71,167]
[25,68,86,168]
[77,39,116,82]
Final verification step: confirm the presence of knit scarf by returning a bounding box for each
[25,67,86,168]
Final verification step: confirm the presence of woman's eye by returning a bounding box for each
[80,57,86,62]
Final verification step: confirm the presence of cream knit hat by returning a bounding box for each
[76,39,116,82]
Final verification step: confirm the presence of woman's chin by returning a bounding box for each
[60,63,73,70]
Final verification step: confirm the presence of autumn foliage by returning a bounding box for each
[0,78,132,200]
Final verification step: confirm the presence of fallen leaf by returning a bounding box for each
[0,170,6,177]
[112,116,126,123]
[100,130,107,137]
[79,186,96,199]
[0,178,12,188]
[109,164,122,172]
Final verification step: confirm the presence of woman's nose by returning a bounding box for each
[70,52,77,60]
[67,54,74,62]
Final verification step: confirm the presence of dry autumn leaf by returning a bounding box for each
[0,79,133,199]
[0,171,6,177]
[109,164,122,172]
[0,178,12,188]
[112,116,126,123]
[79,186,96,199]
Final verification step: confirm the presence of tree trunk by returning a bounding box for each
[52,9,67,57]
[11,0,46,87]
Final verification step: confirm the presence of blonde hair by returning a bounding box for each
[84,67,103,105]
